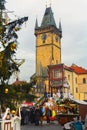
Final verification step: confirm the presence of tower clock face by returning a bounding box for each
[41,33,47,40]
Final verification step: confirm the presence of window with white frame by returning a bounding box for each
[54,69,62,78]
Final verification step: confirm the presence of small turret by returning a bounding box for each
[0,0,6,26]
[59,20,62,38]
[0,0,6,10]
[35,18,38,30]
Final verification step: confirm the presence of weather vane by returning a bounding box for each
[45,0,52,7]
[45,0,47,8]
[50,0,52,7]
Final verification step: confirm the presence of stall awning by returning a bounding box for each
[69,98,87,105]
[21,102,34,107]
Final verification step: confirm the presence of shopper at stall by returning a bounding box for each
[34,105,41,126]
[45,106,52,124]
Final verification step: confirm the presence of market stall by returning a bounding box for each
[56,98,87,125]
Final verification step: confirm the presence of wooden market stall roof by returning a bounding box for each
[70,98,87,105]
[69,98,87,120]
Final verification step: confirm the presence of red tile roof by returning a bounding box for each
[64,65,73,71]
[69,64,87,74]
[12,79,27,86]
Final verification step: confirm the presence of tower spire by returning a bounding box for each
[45,0,52,8]
[0,0,6,26]
[59,19,62,37]
[35,17,38,30]
[41,6,56,28]
[0,0,6,10]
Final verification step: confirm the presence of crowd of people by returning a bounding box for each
[20,103,57,126]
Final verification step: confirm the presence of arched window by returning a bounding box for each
[83,78,86,84]
[75,77,77,84]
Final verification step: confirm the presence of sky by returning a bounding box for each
[6,0,87,83]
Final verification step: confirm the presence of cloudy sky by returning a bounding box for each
[6,0,87,82]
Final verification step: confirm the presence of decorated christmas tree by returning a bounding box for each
[0,0,28,111]
[0,0,28,84]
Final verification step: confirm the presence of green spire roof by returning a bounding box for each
[41,7,56,28]
[35,18,38,30]
[0,0,6,10]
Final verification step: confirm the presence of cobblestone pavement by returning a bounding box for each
[21,121,64,130]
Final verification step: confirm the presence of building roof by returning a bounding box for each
[48,63,87,75]
[64,65,73,72]
[69,64,87,74]
[64,64,87,74]
[70,97,87,105]
[12,78,27,86]
[41,7,57,28]
[35,6,62,38]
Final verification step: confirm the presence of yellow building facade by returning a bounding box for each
[47,63,87,100]
[64,64,87,100]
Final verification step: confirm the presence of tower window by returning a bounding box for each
[56,60,58,64]
[43,40,45,43]
[55,35,58,42]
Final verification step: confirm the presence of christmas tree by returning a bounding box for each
[0,0,28,84]
[0,0,28,111]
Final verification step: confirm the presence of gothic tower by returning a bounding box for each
[34,6,62,95]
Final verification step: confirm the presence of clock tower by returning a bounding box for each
[34,6,62,95]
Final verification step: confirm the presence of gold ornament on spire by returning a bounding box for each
[45,0,47,8]
[45,0,52,7]
[50,0,52,7]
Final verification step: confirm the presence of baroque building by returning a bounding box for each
[64,64,87,100]
[48,63,87,100]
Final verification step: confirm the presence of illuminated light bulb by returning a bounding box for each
[5,88,8,93]
[10,43,17,51]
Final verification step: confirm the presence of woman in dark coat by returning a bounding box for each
[29,107,35,123]
[34,106,41,126]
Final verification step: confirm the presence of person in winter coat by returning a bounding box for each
[45,106,52,124]
[85,114,87,129]
[49,108,56,121]
[29,107,35,124]
[39,105,45,125]
[21,107,27,125]
[34,106,41,126]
